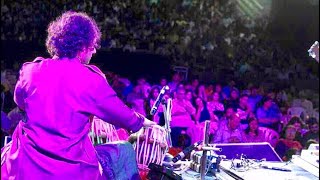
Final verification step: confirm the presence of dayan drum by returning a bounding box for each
[89,116,120,145]
[131,125,168,170]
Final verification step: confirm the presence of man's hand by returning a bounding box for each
[143,118,157,127]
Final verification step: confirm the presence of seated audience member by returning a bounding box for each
[193,97,218,136]
[185,90,194,104]
[144,86,164,125]
[256,96,281,131]
[219,107,235,129]
[275,125,303,161]
[281,116,305,144]
[195,84,207,102]
[213,113,244,143]
[207,91,225,119]
[171,88,196,147]
[205,84,214,102]
[190,78,200,94]
[235,94,251,124]
[225,88,240,110]
[214,83,223,100]
[243,117,265,143]
[194,97,214,124]
[7,106,24,135]
[221,80,237,100]
[302,117,319,148]
[168,73,181,93]
[159,77,168,88]
[126,85,146,116]
[247,85,263,113]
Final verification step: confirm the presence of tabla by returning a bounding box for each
[90,116,120,145]
[131,125,168,171]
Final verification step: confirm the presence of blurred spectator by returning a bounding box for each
[247,85,263,113]
[256,96,281,131]
[207,91,225,119]
[275,125,303,161]
[213,113,244,143]
[281,116,306,144]
[302,117,319,148]
[235,94,251,124]
[222,80,237,100]
[194,97,216,124]
[7,106,24,135]
[243,117,265,143]
[143,86,164,125]
[168,73,181,93]
[171,88,196,147]
[219,107,235,129]
[225,88,240,110]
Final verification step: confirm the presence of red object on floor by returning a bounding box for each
[168,147,182,156]
[138,165,150,180]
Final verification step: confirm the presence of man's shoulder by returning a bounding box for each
[22,57,46,66]
[83,64,106,79]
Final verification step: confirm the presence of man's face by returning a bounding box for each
[229,114,240,130]
[249,119,259,131]
[240,96,248,106]
[285,128,296,140]
[264,100,272,109]
[310,123,319,133]
[160,79,167,86]
[226,108,234,117]
[176,89,185,100]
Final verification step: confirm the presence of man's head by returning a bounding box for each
[176,88,186,100]
[285,125,297,141]
[307,117,319,134]
[229,113,241,130]
[46,11,101,63]
[239,94,249,107]
[262,97,273,109]
[172,73,180,82]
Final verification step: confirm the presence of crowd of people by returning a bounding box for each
[1,0,319,163]
[1,0,319,86]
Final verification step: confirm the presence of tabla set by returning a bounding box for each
[89,116,169,179]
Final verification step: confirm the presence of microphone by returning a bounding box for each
[172,141,202,163]
[150,85,169,115]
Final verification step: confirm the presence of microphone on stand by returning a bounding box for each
[172,141,203,163]
[150,85,169,116]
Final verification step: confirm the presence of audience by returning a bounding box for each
[256,96,281,131]
[213,113,244,143]
[243,117,265,143]
[0,1,318,160]
[302,117,319,148]
[275,125,303,161]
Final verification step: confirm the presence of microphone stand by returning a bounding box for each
[162,98,172,148]
[200,120,210,180]
[199,121,223,179]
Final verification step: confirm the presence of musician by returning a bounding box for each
[1,11,155,179]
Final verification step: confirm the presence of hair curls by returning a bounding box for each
[46,11,101,58]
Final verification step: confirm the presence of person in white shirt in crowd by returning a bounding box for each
[213,113,244,143]
[171,87,196,147]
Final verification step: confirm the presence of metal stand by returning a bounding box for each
[162,98,172,148]
[200,120,210,180]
